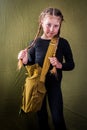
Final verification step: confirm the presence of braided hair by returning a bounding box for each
[18,7,64,69]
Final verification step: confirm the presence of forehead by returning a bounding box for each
[42,15,62,23]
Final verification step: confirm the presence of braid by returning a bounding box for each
[17,24,42,70]
[27,23,42,49]
[18,7,64,70]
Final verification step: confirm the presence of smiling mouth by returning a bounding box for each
[49,33,55,36]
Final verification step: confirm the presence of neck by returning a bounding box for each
[41,34,52,40]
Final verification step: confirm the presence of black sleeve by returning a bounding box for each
[26,41,35,65]
[62,39,75,71]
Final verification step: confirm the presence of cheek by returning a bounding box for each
[43,26,49,32]
[54,28,59,34]
[42,24,46,31]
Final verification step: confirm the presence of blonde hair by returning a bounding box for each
[18,7,64,70]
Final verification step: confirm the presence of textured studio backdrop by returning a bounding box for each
[0,0,87,130]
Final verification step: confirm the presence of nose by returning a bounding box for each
[50,26,54,32]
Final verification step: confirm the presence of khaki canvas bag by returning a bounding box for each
[21,37,58,113]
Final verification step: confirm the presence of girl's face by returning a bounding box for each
[41,15,62,39]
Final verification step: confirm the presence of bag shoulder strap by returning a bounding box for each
[40,37,59,82]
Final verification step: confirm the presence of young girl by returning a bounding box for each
[18,7,75,130]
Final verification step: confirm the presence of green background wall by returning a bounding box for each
[0,0,87,130]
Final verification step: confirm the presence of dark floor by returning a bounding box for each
[0,111,39,130]
[1,108,87,130]
[0,99,87,130]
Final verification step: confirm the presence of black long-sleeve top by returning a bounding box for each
[27,37,75,82]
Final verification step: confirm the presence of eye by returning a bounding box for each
[54,25,59,28]
[46,23,51,27]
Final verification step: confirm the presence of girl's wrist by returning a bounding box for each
[22,57,28,64]
[56,63,62,69]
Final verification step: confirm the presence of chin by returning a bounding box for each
[47,35,54,39]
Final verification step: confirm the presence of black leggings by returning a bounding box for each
[37,81,67,130]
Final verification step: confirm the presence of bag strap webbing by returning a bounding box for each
[40,37,59,82]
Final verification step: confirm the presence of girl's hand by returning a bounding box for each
[18,49,28,64]
[48,57,62,69]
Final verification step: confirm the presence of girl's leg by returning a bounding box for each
[48,84,67,130]
[37,96,50,130]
